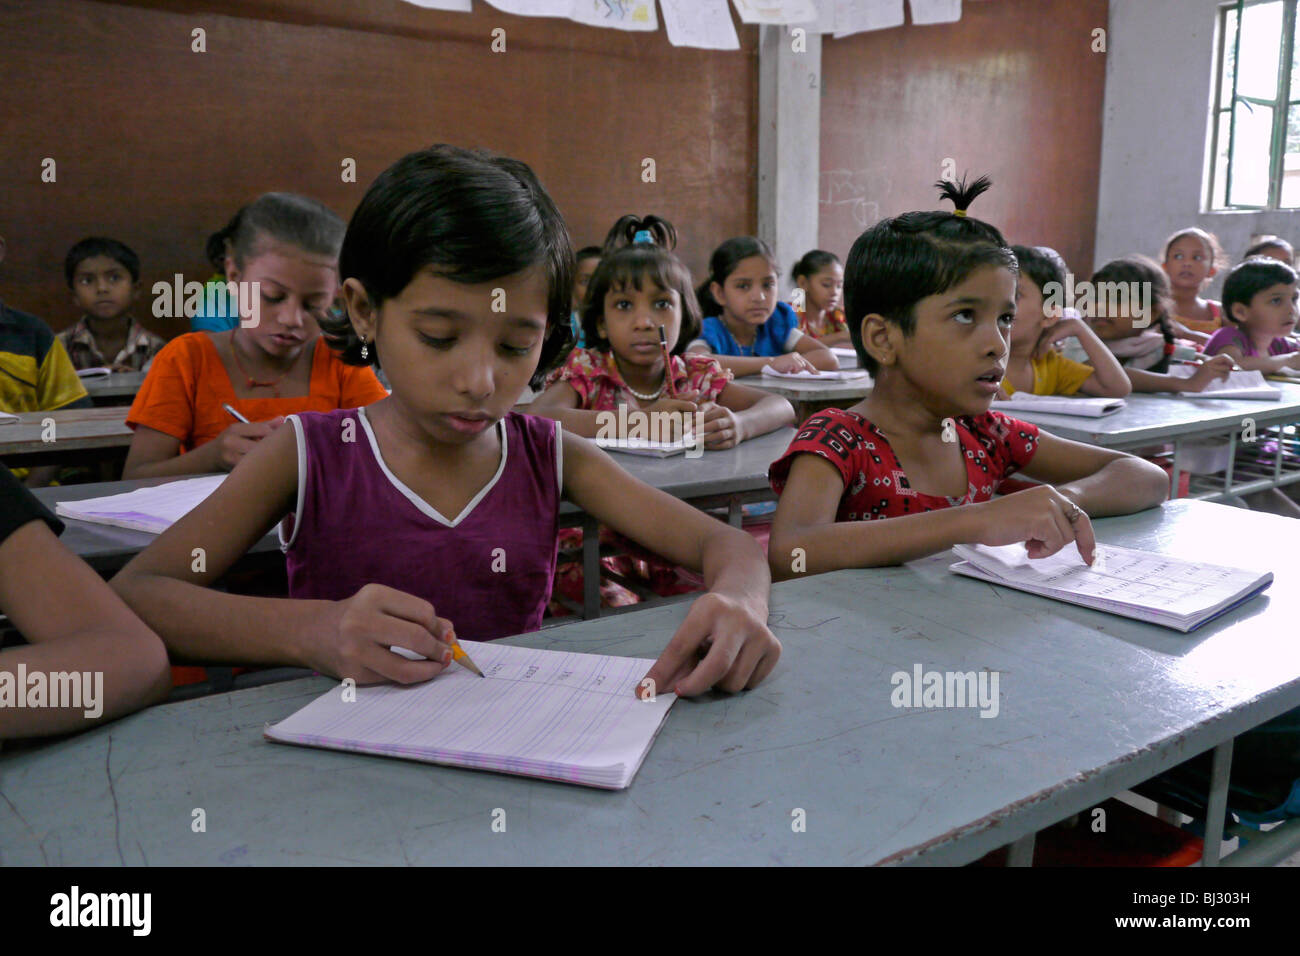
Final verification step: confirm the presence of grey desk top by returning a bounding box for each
[4,498,1295,866]
[735,373,873,403]
[35,428,795,566]
[82,371,145,400]
[0,406,132,457]
[1008,383,1300,447]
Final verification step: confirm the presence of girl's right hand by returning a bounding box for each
[209,418,286,471]
[642,396,700,441]
[1183,354,1234,390]
[312,583,457,684]
[768,353,817,374]
[969,485,1097,564]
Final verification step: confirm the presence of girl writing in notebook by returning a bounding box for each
[1088,256,1235,393]
[112,146,780,696]
[1161,227,1227,344]
[687,237,838,376]
[766,176,1169,576]
[122,193,389,479]
[999,245,1129,398]
[531,214,794,610]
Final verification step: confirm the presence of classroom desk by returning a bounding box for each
[81,371,145,405]
[33,428,795,615]
[3,498,1294,866]
[31,475,281,575]
[0,406,132,469]
[1008,384,1300,503]
[735,373,872,421]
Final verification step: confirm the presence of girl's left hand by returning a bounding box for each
[639,592,781,698]
[699,402,743,449]
[1033,317,1083,359]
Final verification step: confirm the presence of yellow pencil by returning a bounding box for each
[447,633,484,677]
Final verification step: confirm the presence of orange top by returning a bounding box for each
[127,332,388,452]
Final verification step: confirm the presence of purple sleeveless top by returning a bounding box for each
[280,407,562,641]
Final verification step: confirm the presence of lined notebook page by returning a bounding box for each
[265,641,677,790]
[55,475,225,533]
[950,542,1272,631]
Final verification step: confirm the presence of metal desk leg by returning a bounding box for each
[1170,439,1183,499]
[1202,739,1234,867]
[1006,832,1036,867]
[582,514,601,620]
[728,495,743,528]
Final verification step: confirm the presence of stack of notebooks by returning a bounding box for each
[1166,366,1280,400]
[949,542,1272,632]
[991,393,1126,417]
[265,641,677,789]
[55,474,224,533]
[761,366,869,381]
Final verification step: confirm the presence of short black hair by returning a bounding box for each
[64,237,140,287]
[696,236,779,318]
[1222,258,1299,322]
[1009,245,1068,299]
[321,144,574,390]
[844,175,1016,375]
[218,192,345,271]
[1243,236,1294,263]
[580,215,700,355]
[575,246,603,264]
[791,249,840,282]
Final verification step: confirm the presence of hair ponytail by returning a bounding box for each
[602,214,677,255]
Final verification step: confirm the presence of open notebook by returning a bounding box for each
[594,435,699,457]
[1167,366,1280,400]
[265,641,677,789]
[761,366,869,381]
[991,393,1126,417]
[950,542,1272,632]
[54,474,224,533]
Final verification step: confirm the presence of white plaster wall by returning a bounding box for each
[1097,0,1300,293]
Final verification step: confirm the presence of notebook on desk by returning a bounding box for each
[1167,366,1281,400]
[949,542,1272,632]
[760,366,869,381]
[991,393,1126,417]
[75,367,113,378]
[54,475,225,533]
[0,411,17,425]
[265,641,677,790]
[594,435,699,457]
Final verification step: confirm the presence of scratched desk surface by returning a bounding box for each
[1007,383,1300,448]
[3,499,1296,866]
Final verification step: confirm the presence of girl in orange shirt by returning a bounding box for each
[124,193,388,479]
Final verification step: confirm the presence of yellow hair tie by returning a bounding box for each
[953,210,968,218]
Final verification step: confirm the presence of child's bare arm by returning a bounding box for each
[1016,431,1168,517]
[0,520,172,737]
[794,335,839,370]
[713,382,796,440]
[561,433,780,695]
[112,424,454,683]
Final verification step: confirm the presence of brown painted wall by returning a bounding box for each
[819,0,1109,278]
[0,0,758,337]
